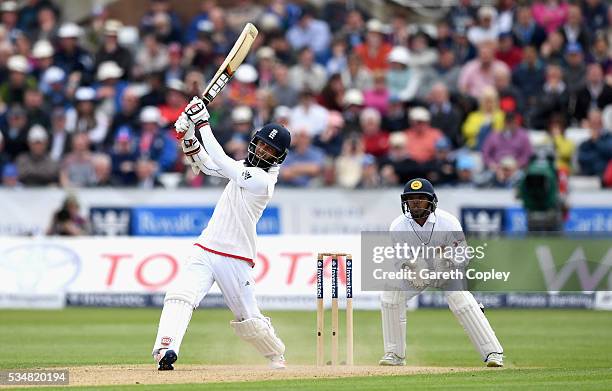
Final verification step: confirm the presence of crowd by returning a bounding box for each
[0,0,611,190]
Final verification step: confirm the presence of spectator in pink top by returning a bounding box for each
[363,71,389,115]
[531,0,569,34]
[458,40,511,98]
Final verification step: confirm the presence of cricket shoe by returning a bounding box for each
[268,354,286,369]
[378,352,406,366]
[485,352,504,367]
[154,348,178,371]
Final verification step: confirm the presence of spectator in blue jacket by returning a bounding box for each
[578,109,612,177]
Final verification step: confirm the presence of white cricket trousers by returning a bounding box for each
[152,247,263,355]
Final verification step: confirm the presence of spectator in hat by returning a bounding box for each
[2,105,30,160]
[286,4,331,62]
[354,19,392,71]
[255,46,276,88]
[65,86,109,150]
[48,108,71,162]
[513,6,548,49]
[224,106,253,160]
[482,111,532,172]
[455,153,477,186]
[110,125,138,186]
[314,110,345,157]
[458,40,511,99]
[270,62,298,107]
[559,4,591,50]
[578,109,612,177]
[273,105,291,128]
[16,124,59,186]
[290,88,329,137]
[532,0,569,34]
[0,1,19,36]
[340,53,373,91]
[563,42,587,93]
[227,64,259,108]
[573,63,612,122]
[136,106,176,172]
[0,54,37,105]
[288,47,327,93]
[40,66,68,108]
[386,46,415,101]
[95,19,132,79]
[342,88,365,134]
[159,78,187,124]
[462,86,505,149]
[279,128,325,187]
[54,23,94,83]
[106,86,141,149]
[31,39,55,80]
[60,132,97,187]
[379,131,424,185]
[2,163,20,187]
[468,6,499,45]
[404,107,444,164]
[96,60,128,117]
[428,82,463,148]
[360,107,389,158]
[496,31,523,69]
[252,88,278,129]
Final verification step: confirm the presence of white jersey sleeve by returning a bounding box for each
[199,123,271,196]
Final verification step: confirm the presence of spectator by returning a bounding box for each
[48,107,71,161]
[340,53,373,91]
[335,135,366,188]
[0,1,19,36]
[223,106,253,160]
[578,109,612,177]
[382,95,408,132]
[134,33,169,77]
[428,137,458,186]
[54,23,94,84]
[136,106,176,172]
[531,0,569,34]
[96,61,127,117]
[513,5,548,49]
[359,154,381,188]
[360,108,389,158]
[386,46,414,101]
[207,7,237,56]
[270,62,298,107]
[573,63,612,122]
[106,86,141,149]
[313,110,344,158]
[559,4,591,50]
[16,125,59,186]
[363,71,389,116]
[337,9,366,49]
[135,157,164,188]
[2,105,30,160]
[428,82,463,148]
[273,105,291,129]
[288,47,327,93]
[495,31,523,69]
[40,66,68,108]
[480,155,522,188]
[482,111,532,171]
[318,73,345,112]
[494,66,522,113]
[95,20,132,80]
[451,26,477,64]
[458,40,511,99]
[530,64,570,129]
[31,40,55,80]
[512,45,545,111]
[110,126,138,186]
[468,6,499,45]
[92,152,115,186]
[326,38,348,76]
[404,107,444,164]
[226,0,263,35]
[539,29,566,64]
[582,0,608,34]
[342,89,365,134]
[290,89,328,137]
[140,71,166,107]
[462,86,505,149]
[255,46,276,89]
[60,132,97,188]
[286,5,331,61]
[159,78,188,124]
[139,0,182,44]
[432,46,461,94]
[354,19,392,71]
[590,32,611,73]
[379,132,423,185]
[65,86,110,150]
[185,0,215,44]
[0,55,36,105]
[47,194,89,235]
[563,43,587,94]
[497,0,517,34]
[2,163,20,187]
[446,0,478,32]
[252,88,277,130]
[546,114,575,174]
[279,129,325,187]
[455,154,477,186]
[19,1,59,37]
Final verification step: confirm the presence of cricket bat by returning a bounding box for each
[201,22,259,105]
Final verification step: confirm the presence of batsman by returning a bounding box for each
[379,178,504,367]
[151,97,291,370]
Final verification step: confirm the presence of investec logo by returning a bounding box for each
[537,246,612,291]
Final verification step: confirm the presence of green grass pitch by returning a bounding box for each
[1,308,611,390]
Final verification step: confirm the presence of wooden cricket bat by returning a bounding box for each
[201,23,258,105]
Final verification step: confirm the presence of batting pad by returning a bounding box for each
[152,298,193,356]
[380,291,407,358]
[446,291,503,361]
[230,317,285,358]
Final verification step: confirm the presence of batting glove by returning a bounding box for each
[174,113,195,140]
[184,96,210,130]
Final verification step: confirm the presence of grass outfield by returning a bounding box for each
[1,308,611,389]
